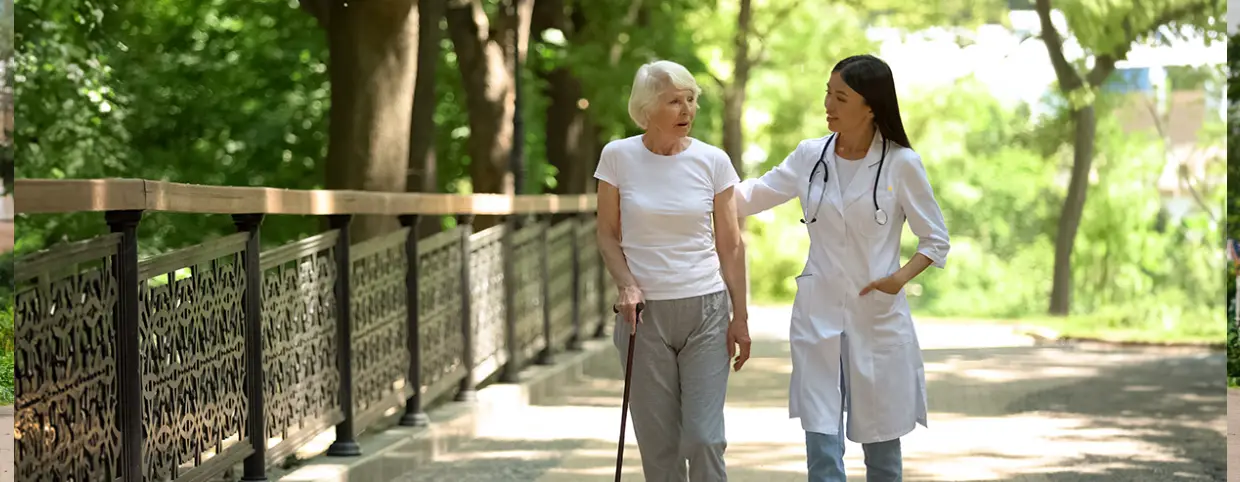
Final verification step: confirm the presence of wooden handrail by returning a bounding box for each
[15,178,598,215]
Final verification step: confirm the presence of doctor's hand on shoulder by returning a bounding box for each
[727,311,751,372]
[859,272,910,297]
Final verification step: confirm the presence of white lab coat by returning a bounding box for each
[735,133,950,444]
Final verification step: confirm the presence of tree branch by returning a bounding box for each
[1086,54,1117,87]
[748,0,804,67]
[608,0,644,66]
[1142,88,1220,223]
[1034,0,1084,92]
[1040,0,1213,91]
[1179,160,1219,223]
[1131,0,1215,48]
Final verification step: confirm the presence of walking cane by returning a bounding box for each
[613,301,644,482]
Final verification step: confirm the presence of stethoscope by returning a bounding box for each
[800,133,889,225]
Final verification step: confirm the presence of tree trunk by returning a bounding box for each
[408,0,446,239]
[543,76,589,192]
[721,86,745,177]
[1033,0,1116,316]
[319,0,420,241]
[1049,106,1096,315]
[569,0,643,199]
[534,0,590,200]
[446,0,534,231]
[535,0,587,225]
[722,0,752,180]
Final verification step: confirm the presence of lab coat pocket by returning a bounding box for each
[865,290,910,348]
[791,275,815,333]
[872,288,898,304]
[791,274,836,342]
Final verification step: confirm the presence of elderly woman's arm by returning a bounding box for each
[596,180,643,332]
[714,186,751,371]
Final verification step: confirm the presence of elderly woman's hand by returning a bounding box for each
[728,312,751,371]
[617,285,645,334]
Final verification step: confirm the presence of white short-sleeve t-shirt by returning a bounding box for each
[594,135,740,301]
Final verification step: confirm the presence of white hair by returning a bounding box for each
[627,60,702,129]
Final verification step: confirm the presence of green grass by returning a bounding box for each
[0,291,11,406]
[919,314,1223,345]
[0,352,11,405]
[752,302,1223,345]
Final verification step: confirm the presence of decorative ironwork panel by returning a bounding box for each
[576,218,603,330]
[350,229,411,420]
[15,235,122,482]
[546,221,576,344]
[468,225,506,371]
[138,233,251,481]
[259,232,342,458]
[416,228,465,400]
[512,223,544,357]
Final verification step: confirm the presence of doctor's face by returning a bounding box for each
[824,72,874,134]
[646,87,698,137]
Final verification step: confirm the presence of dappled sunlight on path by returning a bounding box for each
[357,305,1224,482]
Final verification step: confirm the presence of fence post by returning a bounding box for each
[595,214,608,339]
[233,213,268,481]
[537,215,554,364]
[456,214,477,401]
[105,209,144,482]
[399,215,429,427]
[567,214,582,351]
[326,214,361,457]
[500,214,521,383]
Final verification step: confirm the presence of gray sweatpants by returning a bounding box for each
[613,289,732,482]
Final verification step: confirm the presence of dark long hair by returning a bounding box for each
[832,55,912,150]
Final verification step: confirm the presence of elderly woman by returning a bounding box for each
[595,59,751,481]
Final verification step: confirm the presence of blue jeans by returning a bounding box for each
[806,430,902,482]
[807,352,901,482]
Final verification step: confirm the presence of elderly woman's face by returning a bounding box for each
[824,72,873,134]
[648,87,697,136]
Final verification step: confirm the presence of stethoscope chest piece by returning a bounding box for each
[802,133,891,227]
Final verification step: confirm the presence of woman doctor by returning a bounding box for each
[734,54,950,481]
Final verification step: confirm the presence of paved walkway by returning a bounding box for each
[0,407,11,482]
[1229,389,1239,482]
[280,306,1226,482]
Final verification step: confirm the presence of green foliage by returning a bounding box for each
[1056,0,1226,58]
[1228,266,1238,382]
[0,255,10,406]
[13,0,1224,348]
[1228,34,1240,240]
[1226,33,1239,378]
[847,0,1009,30]
[747,3,875,162]
[16,0,330,254]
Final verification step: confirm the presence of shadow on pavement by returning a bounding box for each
[536,338,1225,481]
[382,438,593,482]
